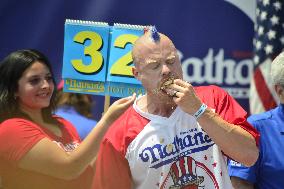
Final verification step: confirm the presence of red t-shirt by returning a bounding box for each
[93,85,260,189]
[0,116,94,189]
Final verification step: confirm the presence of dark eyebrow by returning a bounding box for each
[28,72,52,79]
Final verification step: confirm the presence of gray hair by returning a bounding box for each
[271,52,284,86]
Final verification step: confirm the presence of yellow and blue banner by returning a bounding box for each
[62,20,146,97]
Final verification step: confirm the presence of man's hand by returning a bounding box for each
[166,79,203,115]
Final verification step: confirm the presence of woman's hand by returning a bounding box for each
[101,93,136,126]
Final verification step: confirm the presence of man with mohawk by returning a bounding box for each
[93,27,259,189]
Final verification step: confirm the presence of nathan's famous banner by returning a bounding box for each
[62,19,146,97]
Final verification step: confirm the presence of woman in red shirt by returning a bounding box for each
[0,49,135,189]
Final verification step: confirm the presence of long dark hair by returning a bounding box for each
[0,49,57,123]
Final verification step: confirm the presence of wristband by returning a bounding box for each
[193,103,207,119]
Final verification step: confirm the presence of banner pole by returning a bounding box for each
[104,95,111,114]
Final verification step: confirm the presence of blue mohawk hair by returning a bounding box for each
[151,26,160,42]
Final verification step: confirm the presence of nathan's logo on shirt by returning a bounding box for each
[53,141,80,152]
[139,130,214,168]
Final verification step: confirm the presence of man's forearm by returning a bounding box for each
[197,109,259,166]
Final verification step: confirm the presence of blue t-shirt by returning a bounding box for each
[228,104,284,189]
[55,106,97,140]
